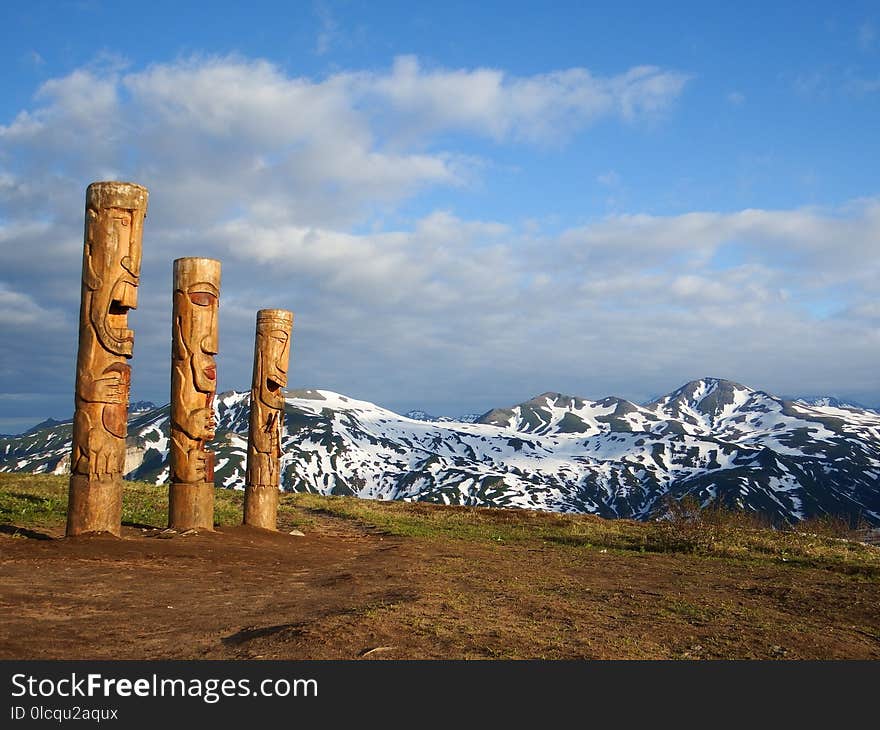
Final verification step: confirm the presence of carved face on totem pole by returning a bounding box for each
[245,310,293,495]
[174,280,219,406]
[257,321,290,410]
[84,204,142,357]
[71,182,148,481]
[170,258,221,486]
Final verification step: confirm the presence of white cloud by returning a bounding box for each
[0,54,877,415]
[1,55,689,228]
[197,200,880,408]
[369,56,690,144]
[0,53,691,270]
[552,202,880,283]
[0,283,66,328]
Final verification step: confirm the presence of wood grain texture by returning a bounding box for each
[67,181,148,537]
[244,309,293,530]
[169,257,221,531]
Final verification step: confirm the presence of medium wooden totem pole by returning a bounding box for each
[243,309,293,530]
[67,181,148,537]
[168,257,221,531]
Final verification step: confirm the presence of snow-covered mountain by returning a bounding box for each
[404,409,483,424]
[22,417,72,435]
[794,396,875,411]
[130,400,158,414]
[2,378,879,525]
[403,409,435,421]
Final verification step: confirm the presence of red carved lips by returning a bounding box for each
[204,366,216,381]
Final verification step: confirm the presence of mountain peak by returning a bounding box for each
[2,378,879,526]
[130,400,158,413]
[677,377,751,394]
[527,391,583,407]
[656,377,752,403]
[24,417,71,435]
[794,395,872,411]
[646,377,763,424]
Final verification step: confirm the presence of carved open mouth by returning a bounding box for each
[90,280,137,356]
[105,280,137,344]
[204,366,216,381]
[106,300,133,342]
[266,376,286,392]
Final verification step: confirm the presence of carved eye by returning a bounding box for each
[189,292,215,307]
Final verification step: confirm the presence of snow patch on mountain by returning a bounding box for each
[2,377,879,525]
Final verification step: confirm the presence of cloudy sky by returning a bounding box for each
[1,1,878,431]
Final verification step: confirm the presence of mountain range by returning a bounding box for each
[1,378,878,525]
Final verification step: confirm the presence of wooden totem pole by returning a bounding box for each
[243,309,293,530]
[168,257,221,531]
[67,181,148,537]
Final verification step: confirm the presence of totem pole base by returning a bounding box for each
[66,475,123,537]
[243,485,279,531]
[168,482,215,531]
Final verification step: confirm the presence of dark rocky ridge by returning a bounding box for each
[2,377,878,526]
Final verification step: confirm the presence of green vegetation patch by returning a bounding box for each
[288,492,880,578]
[2,473,878,579]
[0,473,68,527]
[0,472,245,530]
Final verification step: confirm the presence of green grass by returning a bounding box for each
[0,473,69,527]
[2,472,879,579]
[0,472,315,531]
[289,492,880,578]
[0,472,246,530]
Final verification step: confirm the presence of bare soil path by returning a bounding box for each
[2,510,879,660]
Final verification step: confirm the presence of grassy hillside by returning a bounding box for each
[3,472,879,660]
[2,472,877,576]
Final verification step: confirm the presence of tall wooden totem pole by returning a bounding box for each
[168,257,221,531]
[67,182,148,537]
[243,309,293,530]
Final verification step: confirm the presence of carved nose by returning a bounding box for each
[201,333,218,356]
[118,280,138,310]
[121,254,140,278]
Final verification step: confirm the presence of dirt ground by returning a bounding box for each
[2,505,879,661]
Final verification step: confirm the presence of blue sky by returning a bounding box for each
[0,1,878,431]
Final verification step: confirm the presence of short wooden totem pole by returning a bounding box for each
[169,257,221,531]
[67,181,148,537]
[243,309,293,530]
